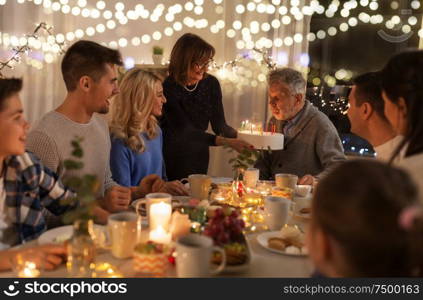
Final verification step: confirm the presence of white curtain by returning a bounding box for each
[207,0,311,177]
[0,0,310,177]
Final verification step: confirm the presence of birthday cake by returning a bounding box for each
[238,120,284,150]
[238,131,284,150]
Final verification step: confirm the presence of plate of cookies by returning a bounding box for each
[294,207,311,221]
[257,225,308,256]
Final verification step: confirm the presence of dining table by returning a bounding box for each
[0,215,313,278]
[0,176,315,278]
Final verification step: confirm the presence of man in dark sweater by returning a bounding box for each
[255,68,346,184]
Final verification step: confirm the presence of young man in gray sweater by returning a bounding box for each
[255,68,346,184]
[27,40,165,224]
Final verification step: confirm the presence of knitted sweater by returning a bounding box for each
[255,100,346,179]
[26,111,117,197]
[110,128,166,187]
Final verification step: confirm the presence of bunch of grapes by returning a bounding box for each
[203,207,245,246]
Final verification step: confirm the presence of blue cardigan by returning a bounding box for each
[110,128,166,187]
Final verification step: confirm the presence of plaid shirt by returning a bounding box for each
[2,151,76,244]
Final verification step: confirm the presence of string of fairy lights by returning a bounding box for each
[0,0,422,102]
[1,0,412,156]
[0,22,65,77]
[1,0,421,65]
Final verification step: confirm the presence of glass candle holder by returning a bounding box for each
[243,168,260,188]
[256,180,274,196]
[149,225,171,244]
[67,219,96,277]
[170,211,191,241]
[210,188,231,203]
[13,249,43,278]
[243,191,263,207]
[241,207,267,232]
[91,262,123,278]
[146,193,172,231]
[271,186,293,200]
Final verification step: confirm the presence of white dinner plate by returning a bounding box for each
[172,196,192,203]
[256,231,308,257]
[293,211,311,221]
[38,224,106,245]
[183,177,232,190]
[131,196,191,210]
[211,177,232,184]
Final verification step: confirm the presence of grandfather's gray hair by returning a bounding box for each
[268,68,306,95]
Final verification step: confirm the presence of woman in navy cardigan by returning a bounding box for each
[161,33,251,180]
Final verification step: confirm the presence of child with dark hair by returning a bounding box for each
[380,50,423,201]
[306,160,423,277]
[0,78,74,270]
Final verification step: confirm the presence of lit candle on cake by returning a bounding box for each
[238,120,284,150]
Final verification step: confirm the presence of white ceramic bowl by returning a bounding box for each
[295,185,312,197]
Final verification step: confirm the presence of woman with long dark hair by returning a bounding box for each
[380,50,423,200]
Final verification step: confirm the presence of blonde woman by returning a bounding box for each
[110,69,188,196]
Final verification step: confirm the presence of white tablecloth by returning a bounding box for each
[0,230,314,278]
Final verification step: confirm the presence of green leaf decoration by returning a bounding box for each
[72,148,83,158]
[61,136,99,224]
[64,177,83,189]
[60,196,78,206]
[267,146,272,155]
[223,142,262,173]
[63,160,83,170]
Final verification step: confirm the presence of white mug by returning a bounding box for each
[293,194,312,214]
[264,196,291,231]
[108,212,141,259]
[275,173,298,190]
[181,174,211,200]
[176,234,226,278]
[244,168,260,188]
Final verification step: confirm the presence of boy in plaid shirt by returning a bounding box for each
[0,78,75,257]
